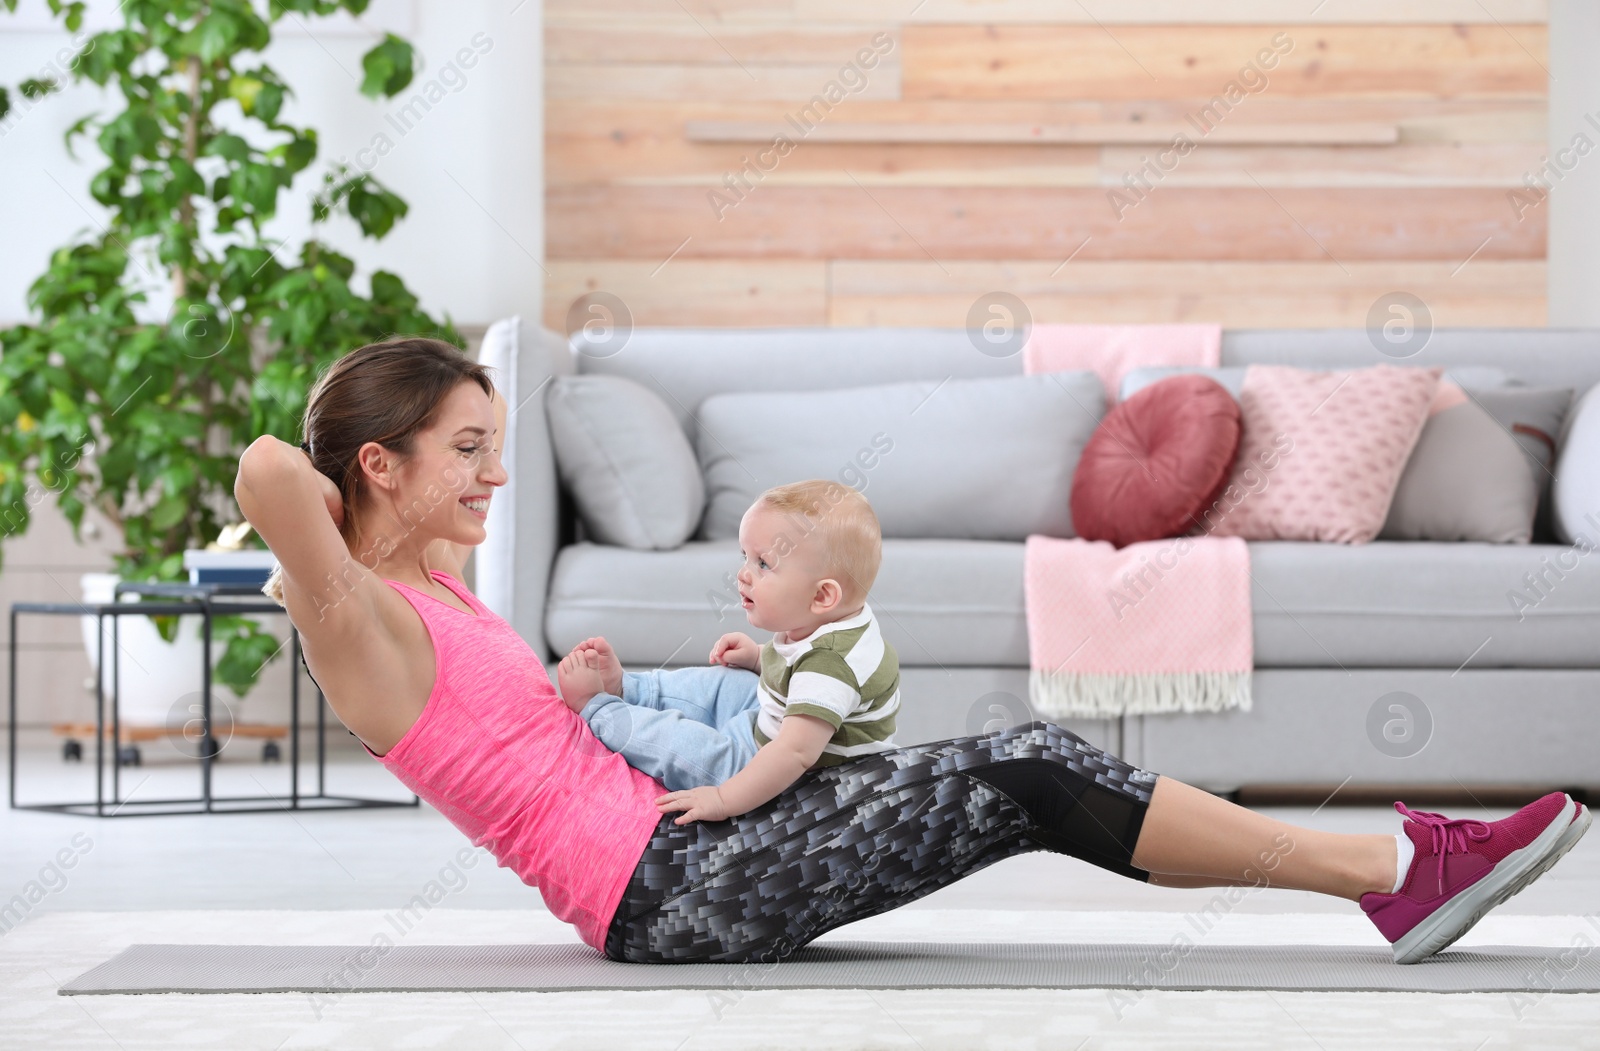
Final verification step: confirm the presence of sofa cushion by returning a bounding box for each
[1381,386,1573,544]
[694,372,1104,542]
[1554,383,1600,547]
[546,540,1600,670]
[547,539,1028,668]
[1480,386,1574,543]
[1071,375,1241,547]
[1207,364,1441,544]
[546,375,705,549]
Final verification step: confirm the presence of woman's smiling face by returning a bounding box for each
[354,382,508,551]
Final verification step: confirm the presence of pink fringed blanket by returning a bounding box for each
[1023,533,1253,719]
[1022,321,1250,716]
[1023,322,1221,403]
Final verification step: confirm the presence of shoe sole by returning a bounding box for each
[1394,795,1586,964]
[1504,801,1591,900]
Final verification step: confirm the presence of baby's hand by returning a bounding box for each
[709,632,761,671]
[656,785,733,825]
[557,647,607,713]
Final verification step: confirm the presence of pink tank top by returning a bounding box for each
[366,570,664,952]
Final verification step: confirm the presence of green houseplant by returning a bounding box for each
[0,0,461,700]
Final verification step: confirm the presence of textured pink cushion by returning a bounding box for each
[1206,364,1442,544]
[1071,375,1242,547]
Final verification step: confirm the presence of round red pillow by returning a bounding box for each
[1070,374,1242,548]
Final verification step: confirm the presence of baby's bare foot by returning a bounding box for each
[576,636,624,698]
[557,649,605,713]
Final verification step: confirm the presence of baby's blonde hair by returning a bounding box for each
[755,480,882,603]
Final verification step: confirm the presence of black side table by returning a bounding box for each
[7,580,418,816]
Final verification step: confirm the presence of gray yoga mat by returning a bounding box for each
[58,941,1600,995]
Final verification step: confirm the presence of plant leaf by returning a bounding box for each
[229,75,263,115]
[148,492,188,531]
[359,33,413,98]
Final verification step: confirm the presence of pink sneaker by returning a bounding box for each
[1361,791,1585,964]
[1553,800,1592,875]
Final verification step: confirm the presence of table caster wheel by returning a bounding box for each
[63,739,83,762]
[262,741,282,763]
[117,744,142,767]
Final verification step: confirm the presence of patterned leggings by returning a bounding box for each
[603,720,1161,964]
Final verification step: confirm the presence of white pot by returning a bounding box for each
[79,572,247,727]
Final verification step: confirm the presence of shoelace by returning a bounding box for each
[1395,802,1492,889]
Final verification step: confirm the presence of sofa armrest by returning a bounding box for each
[473,317,574,661]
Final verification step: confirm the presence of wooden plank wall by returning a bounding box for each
[544,1,1550,330]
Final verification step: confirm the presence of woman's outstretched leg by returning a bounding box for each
[602,719,1584,964]
[1126,773,1587,964]
[604,719,1161,963]
[1131,776,1397,901]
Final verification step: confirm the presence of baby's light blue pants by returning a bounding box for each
[579,665,763,791]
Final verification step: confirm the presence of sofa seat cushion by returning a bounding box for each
[1247,541,1600,668]
[546,540,1029,668]
[545,540,1600,670]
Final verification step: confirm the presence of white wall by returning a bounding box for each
[0,0,543,329]
[1548,0,1600,326]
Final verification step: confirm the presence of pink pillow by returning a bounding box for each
[1071,375,1241,547]
[1205,364,1442,543]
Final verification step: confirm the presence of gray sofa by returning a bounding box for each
[475,318,1600,794]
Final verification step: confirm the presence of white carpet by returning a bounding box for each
[4,909,1600,1050]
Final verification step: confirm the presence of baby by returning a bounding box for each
[557,479,900,825]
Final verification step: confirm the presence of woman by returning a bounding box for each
[238,336,1589,966]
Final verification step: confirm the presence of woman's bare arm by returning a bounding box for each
[235,436,381,635]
